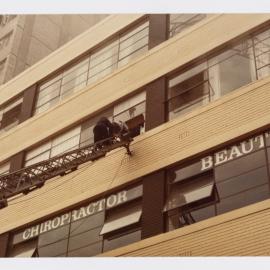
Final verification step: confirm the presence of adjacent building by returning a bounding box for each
[0,14,270,257]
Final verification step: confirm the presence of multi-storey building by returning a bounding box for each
[1,14,270,257]
[0,14,107,85]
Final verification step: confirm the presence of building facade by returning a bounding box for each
[0,14,107,85]
[1,14,270,257]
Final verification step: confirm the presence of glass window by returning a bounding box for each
[217,166,269,199]
[50,126,81,157]
[103,229,141,252]
[169,14,207,38]
[35,74,62,114]
[118,21,149,67]
[88,39,119,85]
[38,225,69,247]
[0,96,23,132]
[215,150,267,182]
[100,201,142,235]
[61,57,90,98]
[24,126,81,166]
[254,29,270,79]
[38,239,68,257]
[10,239,37,257]
[165,171,217,230]
[68,227,103,251]
[168,160,208,184]
[70,211,105,236]
[0,161,10,176]
[209,40,256,100]
[265,131,270,147]
[67,242,102,257]
[217,184,269,215]
[113,91,146,136]
[168,63,210,120]
[164,173,215,212]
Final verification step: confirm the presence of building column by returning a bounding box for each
[0,233,9,257]
[19,84,37,123]
[145,15,168,132]
[141,170,166,239]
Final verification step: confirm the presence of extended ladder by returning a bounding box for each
[0,133,133,209]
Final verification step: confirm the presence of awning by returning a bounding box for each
[164,177,215,212]
[100,204,142,235]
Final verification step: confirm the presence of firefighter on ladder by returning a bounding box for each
[93,117,128,150]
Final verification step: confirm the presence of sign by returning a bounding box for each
[201,131,270,171]
[13,185,142,244]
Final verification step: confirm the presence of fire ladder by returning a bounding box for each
[0,133,133,209]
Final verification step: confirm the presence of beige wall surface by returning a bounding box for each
[100,199,270,256]
[1,72,270,234]
[0,14,269,164]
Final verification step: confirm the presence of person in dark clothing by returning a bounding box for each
[93,117,114,149]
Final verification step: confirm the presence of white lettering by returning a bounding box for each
[228,146,242,161]
[201,156,213,171]
[30,225,39,238]
[254,135,265,149]
[107,194,117,208]
[40,220,51,234]
[22,229,31,240]
[77,207,87,220]
[117,191,127,204]
[60,213,71,226]
[215,150,228,165]
[51,217,61,229]
[71,210,80,222]
[241,139,254,154]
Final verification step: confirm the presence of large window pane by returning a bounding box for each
[103,229,141,252]
[38,239,68,257]
[67,242,102,257]
[0,161,10,175]
[217,184,269,215]
[209,41,256,99]
[215,150,267,182]
[68,227,103,251]
[38,225,70,247]
[254,29,270,79]
[169,14,207,38]
[168,64,209,119]
[217,166,269,199]
[88,39,119,84]
[70,211,105,236]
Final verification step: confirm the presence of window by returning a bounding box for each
[118,21,149,67]
[168,63,210,120]
[208,40,256,100]
[0,161,10,176]
[164,170,217,231]
[25,126,81,166]
[254,29,270,79]
[0,96,23,132]
[101,200,142,252]
[169,14,207,38]
[167,38,258,121]
[34,20,149,116]
[113,91,146,137]
[67,211,104,257]
[9,239,38,257]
